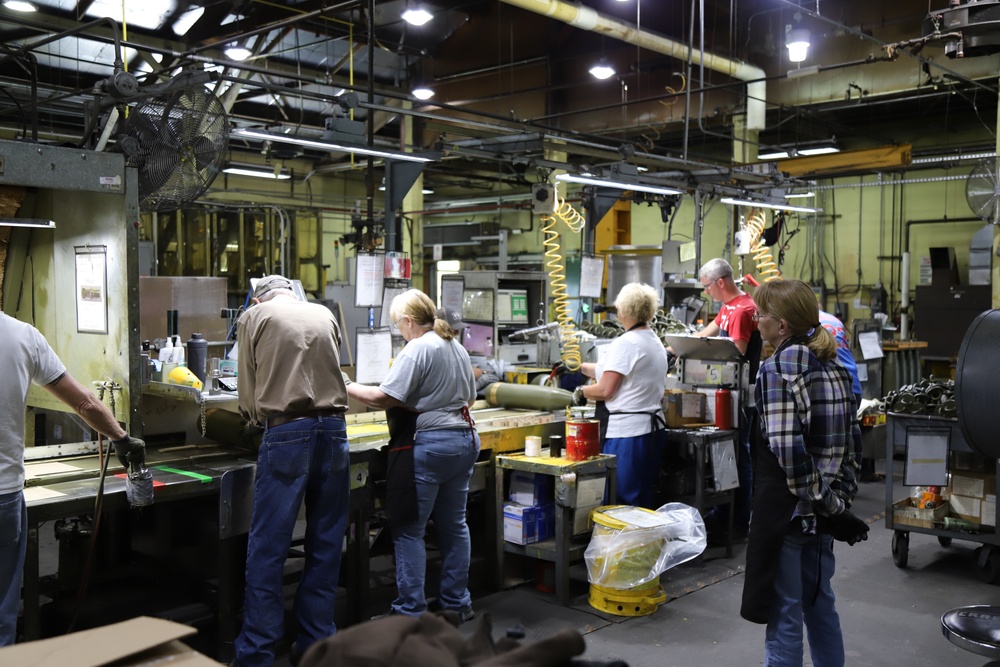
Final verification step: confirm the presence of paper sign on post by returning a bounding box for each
[858,331,884,360]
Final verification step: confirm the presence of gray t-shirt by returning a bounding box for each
[379,331,475,431]
[0,313,66,494]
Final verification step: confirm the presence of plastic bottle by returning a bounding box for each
[161,336,173,361]
[187,333,208,385]
[715,388,733,430]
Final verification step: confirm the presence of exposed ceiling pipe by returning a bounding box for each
[498,0,766,130]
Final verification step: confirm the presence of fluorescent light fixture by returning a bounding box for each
[758,150,789,160]
[589,60,616,80]
[721,197,821,213]
[225,45,252,61]
[784,191,815,199]
[797,145,839,156]
[786,28,810,63]
[231,127,433,163]
[224,166,290,180]
[402,7,433,26]
[422,188,434,194]
[412,86,435,101]
[0,218,55,228]
[4,0,36,11]
[3,0,37,11]
[556,173,683,196]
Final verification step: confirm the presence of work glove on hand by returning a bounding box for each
[551,361,569,376]
[572,386,587,407]
[816,510,870,545]
[113,435,147,473]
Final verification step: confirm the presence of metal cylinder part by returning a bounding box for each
[484,382,574,411]
[956,309,1000,458]
[203,408,261,452]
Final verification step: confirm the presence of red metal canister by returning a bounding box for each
[565,419,600,461]
[715,389,733,431]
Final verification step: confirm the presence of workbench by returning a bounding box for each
[494,453,617,605]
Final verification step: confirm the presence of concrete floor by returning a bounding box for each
[456,458,1000,667]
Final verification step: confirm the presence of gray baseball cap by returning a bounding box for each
[436,306,467,331]
[252,274,294,300]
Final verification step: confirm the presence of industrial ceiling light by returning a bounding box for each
[758,150,790,160]
[784,191,816,199]
[224,166,290,180]
[0,218,55,228]
[231,128,434,163]
[402,5,433,26]
[786,27,811,63]
[2,1,37,11]
[797,144,839,156]
[412,85,435,101]
[224,44,252,61]
[556,173,683,196]
[721,197,820,213]
[589,58,616,80]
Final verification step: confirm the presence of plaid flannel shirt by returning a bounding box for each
[754,340,862,519]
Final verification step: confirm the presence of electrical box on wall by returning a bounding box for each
[531,183,555,214]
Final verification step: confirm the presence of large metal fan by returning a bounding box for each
[966,157,1000,225]
[121,88,229,212]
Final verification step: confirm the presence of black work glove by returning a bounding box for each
[666,350,678,371]
[816,510,869,545]
[552,361,569,376]
[572,386,587,407]
[113,435,147,473]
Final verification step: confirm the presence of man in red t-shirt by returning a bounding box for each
[689,257,761,538]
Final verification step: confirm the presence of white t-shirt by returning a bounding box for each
[0,313,66,494]
[379,331,476,431]
[597,328,667,439]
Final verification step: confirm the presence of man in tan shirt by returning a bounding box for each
[232,275,350,667]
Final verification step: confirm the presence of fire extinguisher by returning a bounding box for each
[715,387,733,431]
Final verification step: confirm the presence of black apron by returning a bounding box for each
[385,407,420,537]
[739,335,810,624]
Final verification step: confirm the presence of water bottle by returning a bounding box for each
[187,333,209,386]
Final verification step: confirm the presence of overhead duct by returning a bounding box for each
[499,0,766,130]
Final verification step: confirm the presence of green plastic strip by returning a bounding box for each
[156,466,212,483]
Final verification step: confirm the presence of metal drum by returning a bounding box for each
[566,419,601,461]
[955,309,1000,458]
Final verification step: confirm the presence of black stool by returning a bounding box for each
[941,605,1000,664]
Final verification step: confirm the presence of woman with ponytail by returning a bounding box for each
[740,279,867,667]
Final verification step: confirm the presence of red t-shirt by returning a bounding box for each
[713,292,758,344]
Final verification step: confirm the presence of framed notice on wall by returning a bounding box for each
[74,246,108,334]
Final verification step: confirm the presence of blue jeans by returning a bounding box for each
[233,415,351,667]
[765,532,844,667]
[0,490,26,646]
[603,432,664,509]
[392,427,479,615]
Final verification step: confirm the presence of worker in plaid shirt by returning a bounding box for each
[740,279,868,667]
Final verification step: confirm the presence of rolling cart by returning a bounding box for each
[884,412,1000,582]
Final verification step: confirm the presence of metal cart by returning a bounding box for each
[884,412,1000,582]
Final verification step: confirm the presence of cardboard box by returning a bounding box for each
[536,503,555,541]
[662,390,707,428]
[893,497,947,529]
[950,470,996,499]
[0,616,223,666]
[504,502,538,545]
[950,494,982,525]
[509,471,553,506]
[573,504,599,534]
[983,494,996,527]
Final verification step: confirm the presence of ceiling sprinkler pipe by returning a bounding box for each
[499,0,766,130]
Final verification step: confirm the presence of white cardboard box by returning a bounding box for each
[983,493,996,527]
[504,502,538,545]
[950,494,982,524]
[509,471,552,506]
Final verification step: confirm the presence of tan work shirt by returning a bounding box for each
[236,298,349,427]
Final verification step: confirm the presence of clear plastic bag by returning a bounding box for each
[584,502,707,589]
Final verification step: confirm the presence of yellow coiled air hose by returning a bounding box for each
[745,209,781,282]
[541,193,586,372]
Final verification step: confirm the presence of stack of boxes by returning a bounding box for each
[503,472,555,545]
[948,468,996,529]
